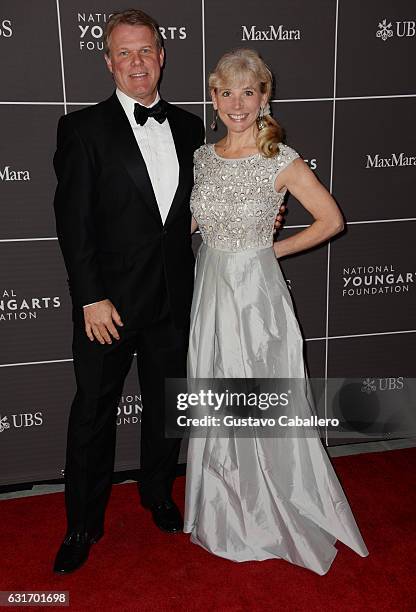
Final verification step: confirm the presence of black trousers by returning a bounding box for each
[64,314,187,535]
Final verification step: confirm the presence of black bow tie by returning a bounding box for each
[134,100,168,126]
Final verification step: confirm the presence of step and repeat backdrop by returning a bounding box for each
[1,0,415,485]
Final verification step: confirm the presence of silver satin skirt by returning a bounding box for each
[184,243,369,576]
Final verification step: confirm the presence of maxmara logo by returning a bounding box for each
[342,265,416,297]
[365,153,416,168]
[242,24,301,41]
[0,412,43,433]
[0,18,12,37]
[77,13,187,51]
[0,289,61,322]
[117,394,142,426]
[0,165,30,181]
[376,19,415,41]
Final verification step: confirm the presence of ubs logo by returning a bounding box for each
[361,377,404,393]
[376,19,415,40]
[0,415,10,433]
[0,412,43,432]
[0,19,12,37]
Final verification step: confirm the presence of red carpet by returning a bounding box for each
[1,447,415,611]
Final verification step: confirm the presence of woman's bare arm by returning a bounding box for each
[273,159,344,258]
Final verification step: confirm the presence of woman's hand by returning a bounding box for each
[191,216,198,234]
[274,203,286,232]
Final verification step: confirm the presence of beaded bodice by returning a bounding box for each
[190,143,299,251]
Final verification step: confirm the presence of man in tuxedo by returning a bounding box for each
[52,9,205,574]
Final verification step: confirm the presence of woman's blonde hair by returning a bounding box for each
[208,48,283,158]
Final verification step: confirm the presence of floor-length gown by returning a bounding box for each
[184,143,369,575]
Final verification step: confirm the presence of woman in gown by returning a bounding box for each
[183,49,369,575]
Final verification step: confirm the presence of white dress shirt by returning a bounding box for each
[116,88,179,224]
[84,89,179,308]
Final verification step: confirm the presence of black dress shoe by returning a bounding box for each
[149,500,183,533]
[53,530,102,574]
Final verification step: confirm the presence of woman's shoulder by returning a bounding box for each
[194,143,212,165]
[193,143,211,163]
[272,143,301,174]
[276,143,300,162]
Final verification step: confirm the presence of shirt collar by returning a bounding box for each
[116,88,161,126]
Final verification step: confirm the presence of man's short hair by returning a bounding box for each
[104,9,163,54]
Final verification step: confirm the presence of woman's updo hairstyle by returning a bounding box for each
[208,48,283,158]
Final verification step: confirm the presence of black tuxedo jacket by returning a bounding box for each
[53,92,205,328]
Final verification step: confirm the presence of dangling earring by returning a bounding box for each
[257,106,266,131]
[210,108,218,130]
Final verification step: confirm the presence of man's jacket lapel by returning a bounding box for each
[164,103,191,227]
[105,93,163,224]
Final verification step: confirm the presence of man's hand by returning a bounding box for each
[83,299,123,344]
[274,203,287,232]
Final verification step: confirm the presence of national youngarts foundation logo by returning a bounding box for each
[376,18,415,41]
[117,394,142,426]
[0,289,61,322]
[342,265,416,297]
[77,12,187,52]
